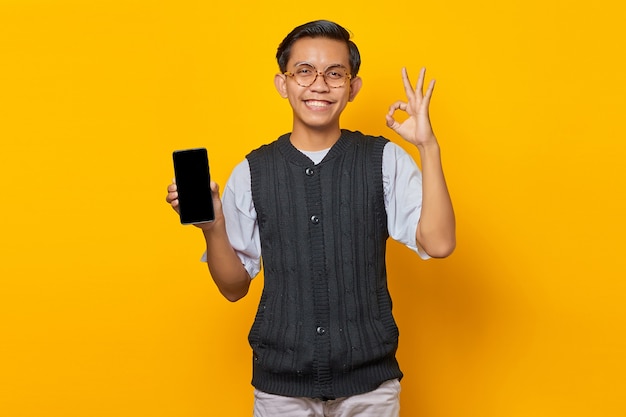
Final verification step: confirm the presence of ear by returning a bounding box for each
[348,76,362,102]
[274,73,288,98]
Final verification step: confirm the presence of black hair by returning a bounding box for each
[276,20,361,77]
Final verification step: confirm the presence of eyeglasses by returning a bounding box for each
[284,64,352,88]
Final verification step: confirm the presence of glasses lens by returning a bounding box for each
[294,65,316,87]
[324,66,348,88]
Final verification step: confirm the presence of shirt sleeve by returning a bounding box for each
[383,142,430,260]
[200,159,262,278]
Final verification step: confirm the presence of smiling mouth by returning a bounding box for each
[305,100,332,109]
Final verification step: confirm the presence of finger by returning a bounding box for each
[387,100,408,116]
[210,181,223,205]
[165,193,179,208]
[165,191,178,204]
[416,67,426,97]
[420,79,436,110]
[423,78,436,106]
[401,67,415,100]
[167,183,178,192]
[385,114,400,130]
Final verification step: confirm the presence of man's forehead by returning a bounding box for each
[287,37,350,66]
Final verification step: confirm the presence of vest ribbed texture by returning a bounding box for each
[246,129,402,400]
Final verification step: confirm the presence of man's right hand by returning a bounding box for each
[165,180,224,231]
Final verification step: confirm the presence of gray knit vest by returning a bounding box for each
[246,130,402,400]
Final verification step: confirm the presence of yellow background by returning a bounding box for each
[1,1,625,416]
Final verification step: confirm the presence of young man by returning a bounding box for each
[166,20,455,417]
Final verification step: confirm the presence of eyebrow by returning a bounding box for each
[292,62,348,69]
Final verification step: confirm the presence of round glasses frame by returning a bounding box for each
[283,64,352,89]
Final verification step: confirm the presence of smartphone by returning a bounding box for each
[172,148,215,225]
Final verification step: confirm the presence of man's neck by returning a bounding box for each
[289,126,342,151]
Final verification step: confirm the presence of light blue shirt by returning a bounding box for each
[204,141,428,277]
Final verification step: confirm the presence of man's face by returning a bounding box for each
[275,37,361,135]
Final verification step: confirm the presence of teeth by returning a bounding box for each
[306,100,330,108]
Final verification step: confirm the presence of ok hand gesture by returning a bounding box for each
[386,67,437,148]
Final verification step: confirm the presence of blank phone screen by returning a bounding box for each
[172,148,215,224]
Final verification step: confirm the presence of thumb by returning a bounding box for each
[386,114,400,131]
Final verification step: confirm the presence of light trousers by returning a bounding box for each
[253,378,401,417]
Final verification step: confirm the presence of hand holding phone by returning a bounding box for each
[172,148,215,225]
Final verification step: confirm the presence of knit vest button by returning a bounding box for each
[305,167,314,176]
[310,215,320,224]
[316,326,326,335]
